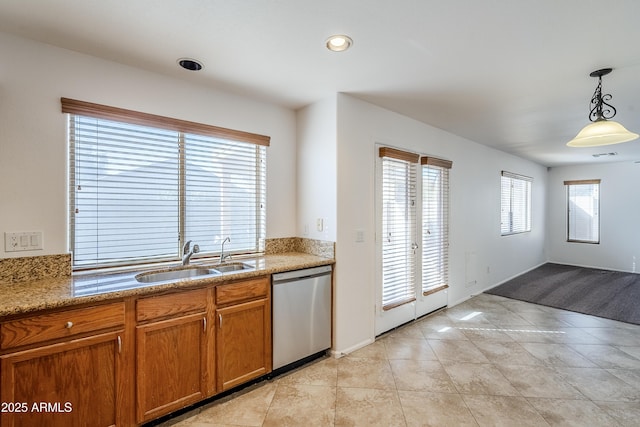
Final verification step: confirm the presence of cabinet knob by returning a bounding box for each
[65,321,74,329]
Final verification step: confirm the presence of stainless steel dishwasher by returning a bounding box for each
[272,265,332,370]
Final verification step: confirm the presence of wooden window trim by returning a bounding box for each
[382,297,417,312]
[61,97,270,146]
[379,147,419,163]
[563,179,601,186]
[421,157,453,169]
[423,284,449,297]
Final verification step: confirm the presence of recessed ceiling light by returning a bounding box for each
[325,35,353,52]
[177,58,203,71]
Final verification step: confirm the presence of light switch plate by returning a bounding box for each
[4,231,43,252]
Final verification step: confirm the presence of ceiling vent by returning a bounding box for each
[592,152,618,158]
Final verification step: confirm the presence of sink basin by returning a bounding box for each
[211,262,254,273]
[134,262,253,284]
[136,267,219,283]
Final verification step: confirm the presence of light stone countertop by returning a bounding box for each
[0,253,334,318]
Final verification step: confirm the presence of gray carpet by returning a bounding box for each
[485,263,640,325]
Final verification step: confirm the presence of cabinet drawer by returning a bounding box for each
[1,302,125,350]
[137,288,207,322]
[215,277,269,306]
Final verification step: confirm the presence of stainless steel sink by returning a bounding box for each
[211,262,254,273]
[136,267,219,283]
[135,262,253,284]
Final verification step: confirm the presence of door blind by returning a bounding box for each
[380,149,418,310]
[67,104,267,270]
[421,157,452,293]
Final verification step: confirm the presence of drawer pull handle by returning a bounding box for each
[65,321,74,329]
[203,317,207,332]
[219,313,222,329]
[117,336,122,354]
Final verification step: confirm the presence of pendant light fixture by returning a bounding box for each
[567,68,638,147]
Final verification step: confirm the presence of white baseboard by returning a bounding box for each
[486,261,548,290]
[546,261,636,274]
[330,337,375,358]
[449,261,548,307]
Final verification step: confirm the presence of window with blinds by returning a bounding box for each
[63,98,269,270]
[500,171,532,235]
[565,179,600,244]
[422,157,452,294]
[379,147,452,311]
[380,148,418,310]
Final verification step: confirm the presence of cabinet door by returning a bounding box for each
[216,298,271,391]
[0,331,123,427]
[136,313,208,423]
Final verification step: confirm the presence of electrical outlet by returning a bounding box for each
[4,232,43,252]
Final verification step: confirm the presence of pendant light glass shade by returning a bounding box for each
[567,120,639,147]
[567,68,638,147]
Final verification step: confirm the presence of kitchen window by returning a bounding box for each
[63,98,269,270]
[565,179,600,244]
[500,171,532,235]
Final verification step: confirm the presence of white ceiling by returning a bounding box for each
[2,0,640,167]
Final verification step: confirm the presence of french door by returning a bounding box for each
[375,146,451,336]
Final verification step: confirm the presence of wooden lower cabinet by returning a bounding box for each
[0,331,124,427]
[135,288,211,424]
[216,278,272,392]
[135,313,209,423]
[0,274,275,426]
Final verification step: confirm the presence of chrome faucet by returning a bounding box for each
[182,240,200,265]
[220,237,231,263]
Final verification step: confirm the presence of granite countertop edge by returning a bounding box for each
[0,253,334,319]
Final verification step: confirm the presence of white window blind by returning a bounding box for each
[379,148,419,310]
[184,133,266,255]
[65,98,268,270]
[421,157,452,294]
[501,171,532,235]
[565,179,600,243]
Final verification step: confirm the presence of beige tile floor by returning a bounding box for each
[160,294,640,427]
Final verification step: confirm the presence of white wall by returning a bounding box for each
[332,94,547,354]
[547,161,640,272]
[0,32,297,258]
[296,97,337,241]
[2,32,560,359]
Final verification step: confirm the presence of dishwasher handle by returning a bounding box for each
[272,265,332,284]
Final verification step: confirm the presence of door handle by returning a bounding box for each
[117,335,122,354]
[218,313,222,329]
[203,317,207,332]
